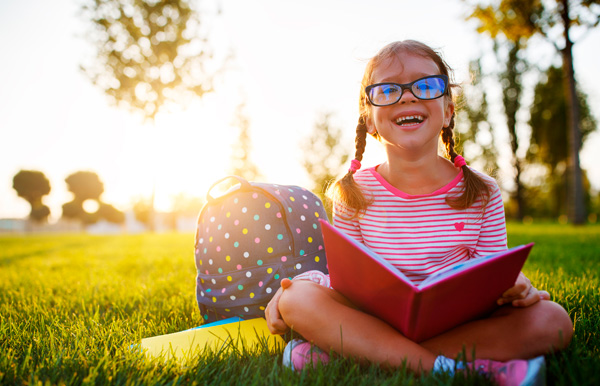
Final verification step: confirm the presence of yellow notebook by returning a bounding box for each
[140,317,285,360]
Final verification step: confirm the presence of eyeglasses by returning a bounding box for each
[365,75,449,106]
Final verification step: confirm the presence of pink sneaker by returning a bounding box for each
[471,356,546,386]
[282,339,330,371]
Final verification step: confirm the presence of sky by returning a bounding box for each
[1,0,599,222]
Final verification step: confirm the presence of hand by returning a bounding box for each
[265,278,293,335]
[498,272,550,307]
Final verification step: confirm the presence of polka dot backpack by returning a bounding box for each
[195,176,329,323]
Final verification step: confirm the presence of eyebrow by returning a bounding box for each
[378,73,440,83]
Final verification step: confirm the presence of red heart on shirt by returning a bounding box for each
[455,222,465,232]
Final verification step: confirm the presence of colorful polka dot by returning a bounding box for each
[296,263,302,269]
[227,276,232,281]
[265,202,271,208]
[315,256,320,262]
[281,256,287,262]
[257,260,263,265]
[277,234,283,240]
[255,237,260,243]
[238,285,244,290]
[267,268,273,274]
[267,247,273,253]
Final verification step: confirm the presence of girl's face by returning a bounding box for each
[365,53,454,159]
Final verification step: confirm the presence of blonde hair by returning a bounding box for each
[329,40,491,217]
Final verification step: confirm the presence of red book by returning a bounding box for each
[320,219,533,342]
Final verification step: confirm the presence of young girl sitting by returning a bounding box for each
[265,40,573,385]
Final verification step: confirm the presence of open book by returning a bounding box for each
[320,220,533,342]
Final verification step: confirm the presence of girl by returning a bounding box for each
[265,40,573,385]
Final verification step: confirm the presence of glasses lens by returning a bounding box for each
[369,84,401,106]
[412,76,446,99]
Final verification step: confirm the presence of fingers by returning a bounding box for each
[539,290,551,301]
[265,280,292,335]
[511,286,541,307]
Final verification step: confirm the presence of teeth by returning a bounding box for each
[396,115,425,124]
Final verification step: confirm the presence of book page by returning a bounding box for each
[417,247,516,289]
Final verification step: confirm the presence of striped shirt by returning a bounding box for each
[295,165,507,287]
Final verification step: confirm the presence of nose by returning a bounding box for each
[398,87,417,104]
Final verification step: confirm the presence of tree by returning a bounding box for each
[62,171,125,225]
[455,59,499,177]
[527,65,597,217]
[12,170,51,222]
[65,171,104,201]
[80,0,220,120]
[301,112,350,218]
[467,1,538,220]
[80,0,226,228]
[467,0,600,223]
[228,102,262,181]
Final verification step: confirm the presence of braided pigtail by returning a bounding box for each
[327,116,372,218]
[441,114,491,210]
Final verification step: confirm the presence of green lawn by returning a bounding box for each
[0,224,598,385]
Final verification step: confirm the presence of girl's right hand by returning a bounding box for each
[265,278,293,335]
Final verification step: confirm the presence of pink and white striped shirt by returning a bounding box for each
[297,165,507,286]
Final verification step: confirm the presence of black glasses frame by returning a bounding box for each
[365,74,449,106]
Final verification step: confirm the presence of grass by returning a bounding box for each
[0,223,598,385]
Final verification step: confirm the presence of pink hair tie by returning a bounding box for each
[453,155,467,168]
[349,159,361,174]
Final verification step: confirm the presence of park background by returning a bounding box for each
[1,0,600,231]
[1,1,599,385]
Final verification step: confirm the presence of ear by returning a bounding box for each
[443,100,455,128]
[365,116,377,135]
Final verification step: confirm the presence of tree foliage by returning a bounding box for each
[301,112,350,218]
[12,170,51,222]
[455,59,499,177]
[62,171,124,224]
[528,66,596,169]
[466,0,600,222]
[65,171,104,201]
[228,103,262,181]
[80,0,222,120]
[527,65,597,217]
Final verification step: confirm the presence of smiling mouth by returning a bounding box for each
[395,115,425,127]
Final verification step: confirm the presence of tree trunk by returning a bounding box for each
[560,0,586,224]
[503,43,526,220]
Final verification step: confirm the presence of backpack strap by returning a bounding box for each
[206,175,253,202]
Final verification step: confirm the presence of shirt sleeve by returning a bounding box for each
[292,270,332,288]
[472,180,508,259]
[332,197,364,244]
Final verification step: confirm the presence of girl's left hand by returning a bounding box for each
[497,272,551,307]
